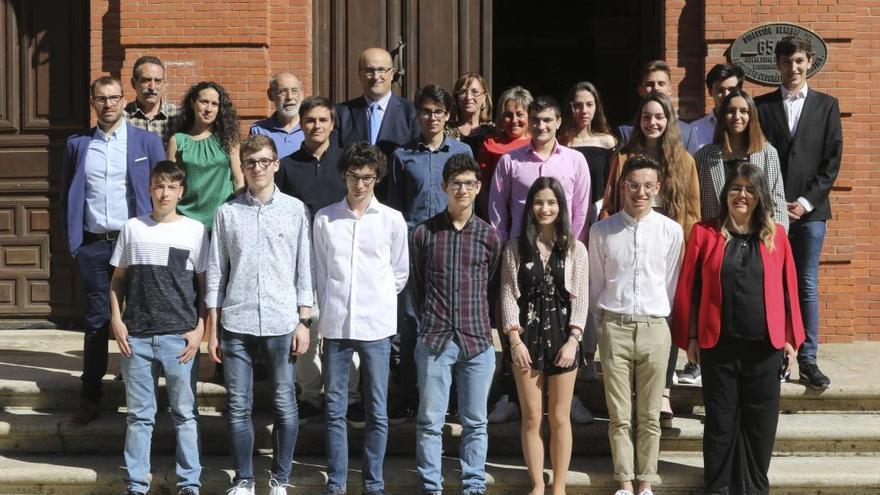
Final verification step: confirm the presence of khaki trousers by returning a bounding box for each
[598,311,670,483]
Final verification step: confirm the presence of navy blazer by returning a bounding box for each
[62,124,165,255]
[755,88,843,222]
[335,93,420,158]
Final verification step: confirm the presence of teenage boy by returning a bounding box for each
[386,84,473,421]
[109,160,208,495]
[755,36,843,389]
[589,155,684,495]
[206,135,313,495]
[312,142,409,495]
[410,153,501,495]
[617,60,692,148]
[686,64,744,154]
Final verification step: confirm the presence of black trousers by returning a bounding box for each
[700,337,783,495]
[74,238,116,402]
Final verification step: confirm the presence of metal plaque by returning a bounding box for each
[729,23,828,86]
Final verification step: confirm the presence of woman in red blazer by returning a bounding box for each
[672,162,805,495]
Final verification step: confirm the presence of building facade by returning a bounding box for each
[0,0,875,342]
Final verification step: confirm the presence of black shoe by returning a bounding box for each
[299,400,323,424]
[799,362,831,389]
[124,491,145,495]
[362,491,387,495]
[388,404,412,426]
[178,489,198,495]
[71,399,101,424]
[347,402,366,429]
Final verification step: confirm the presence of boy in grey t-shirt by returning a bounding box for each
[109,160,209,495]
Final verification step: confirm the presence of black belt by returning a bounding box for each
[83,230,120,242]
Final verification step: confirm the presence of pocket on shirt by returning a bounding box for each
[167,247,191,272]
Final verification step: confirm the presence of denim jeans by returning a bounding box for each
[221,331,298,485]
[323,337,391,494]
[416,340,495,494]
[788,220,826,364]
[120,334,200,494]
[75,238,115,401]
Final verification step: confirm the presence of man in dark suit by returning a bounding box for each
[616,60,693,148]
[335,47,419,200]
[63,76,165,423]
[756,36,843,389]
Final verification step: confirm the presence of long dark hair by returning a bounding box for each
[518,177,574,263]
[559,81,612,145]
[717,161,777,251]
[177,81,240,153]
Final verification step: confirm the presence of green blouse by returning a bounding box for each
[174,132,234,229]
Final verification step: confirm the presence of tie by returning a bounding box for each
[369,101,382,145]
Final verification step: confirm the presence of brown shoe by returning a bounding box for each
[71,400,101,424]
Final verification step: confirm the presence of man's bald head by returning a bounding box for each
[268,72,304,122]
[358,48,395,100]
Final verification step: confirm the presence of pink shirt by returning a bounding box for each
[489,141,590,242]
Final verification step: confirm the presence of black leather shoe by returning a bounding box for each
[799,362,831,389]
[71,400,101,424]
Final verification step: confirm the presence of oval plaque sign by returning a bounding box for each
[729,23,828,85]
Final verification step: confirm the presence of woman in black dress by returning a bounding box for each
[500,177,590,495]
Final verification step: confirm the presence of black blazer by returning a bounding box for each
[755,88,843,222]
[335,93,419,158]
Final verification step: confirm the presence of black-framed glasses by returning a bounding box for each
[93,95,123,105]
[345,172,377,185]
[728,184,756,196]
[418,108,447,119]
[447,180,479,191]
[361,67,393,76]
[242,158,277,170]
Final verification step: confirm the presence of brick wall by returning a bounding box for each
[89,0,312,133]
[669,1,877,342]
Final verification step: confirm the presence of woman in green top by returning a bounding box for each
[167,81,243,229]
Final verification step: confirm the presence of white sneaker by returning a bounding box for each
[225,480,255,495]
[638,489,654,495]
[613,490,634,495]
[487,394,520,423]
[269,478,291,495]
[570,396,594,424]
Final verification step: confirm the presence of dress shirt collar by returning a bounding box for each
[364,91,393,111]
[440,209,476,232]
[340,194,381,216]
[127,100,172,120]
[781,83,808,101]
[525,139,562,160]
[245,184,278,206]
[416,135,452,152]
[95,119,128,142]
[266,113,301,132]
[620,208,657,226]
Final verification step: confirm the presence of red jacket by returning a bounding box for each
[671,220,805,351]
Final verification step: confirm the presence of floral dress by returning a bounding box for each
[516,246,578,374]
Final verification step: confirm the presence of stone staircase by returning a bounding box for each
[1,330,879,494]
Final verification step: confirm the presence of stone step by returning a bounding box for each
[2,408,878,456]
[1,453,879,495]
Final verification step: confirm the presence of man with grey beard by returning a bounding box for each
[250,72,306,159]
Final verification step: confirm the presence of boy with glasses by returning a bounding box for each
[410,153,501,495]
[206,135,313,495]
[312,141,409,495]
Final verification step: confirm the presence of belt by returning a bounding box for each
[83,230,120,242]
[602,311,666,324]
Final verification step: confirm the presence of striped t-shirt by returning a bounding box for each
[110,214,209,335]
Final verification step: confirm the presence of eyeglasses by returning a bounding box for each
[242,158,277,170]
[447,180,479,191]
[361,66,393,76]
[276,87,302,97]
[418,108,447,119]
[345,172,377,185]
[456,89,485,99]
[728,184,756,196]
[623,181,657,192]
[93,95,123,106]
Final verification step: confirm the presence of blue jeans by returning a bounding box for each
[75,238,115,401]
[416,340,495,494]
[788,220,826,364]
[323,337,391,494]
[120,334,200,494]
[221,331,298,485]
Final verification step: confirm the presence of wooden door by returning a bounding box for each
[0,0,88,322]
[313,0,492,103]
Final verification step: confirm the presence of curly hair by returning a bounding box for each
[559,81,613,145]
[337,141,388,179]
[176,81,240,153]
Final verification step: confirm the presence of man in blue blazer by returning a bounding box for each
[335,47,420,200]
[63,76,165,423]
[756,36,843,390]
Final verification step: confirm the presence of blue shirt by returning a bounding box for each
[249,114,304,159]
[83,120,130,233]
[387,136,473,229]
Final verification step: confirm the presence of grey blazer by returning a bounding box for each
[694,141,789,231]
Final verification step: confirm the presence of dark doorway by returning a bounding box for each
[493,1,662,128]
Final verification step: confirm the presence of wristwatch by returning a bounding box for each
[568,330,583,343]
[299,317,313,329]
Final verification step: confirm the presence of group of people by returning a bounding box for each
[62,35,842,495]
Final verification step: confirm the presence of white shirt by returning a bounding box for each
[588,209,683,325]
[312,196,409,341]
[687,112,716,155]
[780,83,814,212]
